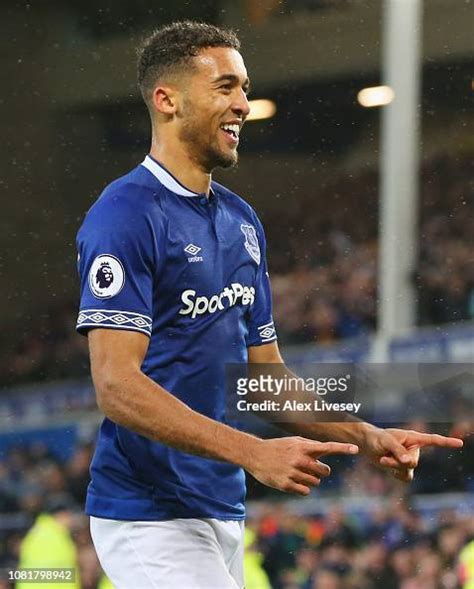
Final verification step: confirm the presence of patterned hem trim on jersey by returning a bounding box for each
[257,321,277,342]
[260,335,278,343]
[77,309,152,336]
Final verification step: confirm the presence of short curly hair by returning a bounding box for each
[137,20,241,105]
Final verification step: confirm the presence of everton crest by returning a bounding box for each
[240,224,260,265]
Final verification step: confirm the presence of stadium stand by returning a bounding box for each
[1,430,473,588]
[0,151,472,387]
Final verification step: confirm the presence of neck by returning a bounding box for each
[150,135,211,196]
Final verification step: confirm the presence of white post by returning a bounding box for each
[378,0,423,343]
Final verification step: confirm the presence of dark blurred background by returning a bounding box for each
[1,0,472,385]
[0,1,473,588]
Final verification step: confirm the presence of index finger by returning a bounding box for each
[409,433,464,449]
[307,442,359,457]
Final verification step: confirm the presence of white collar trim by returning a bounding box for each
[141,155,198,197]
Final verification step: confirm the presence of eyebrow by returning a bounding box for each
[213,74,251,93]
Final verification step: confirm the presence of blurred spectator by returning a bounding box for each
[16,494,82,589]
[459,539,474,589]
[311,568,343,589]
[244,526,272,589]
[66,444,94,505]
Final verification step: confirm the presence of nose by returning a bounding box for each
[232,88,250,119]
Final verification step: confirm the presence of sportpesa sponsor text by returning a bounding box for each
[179,283,255,319]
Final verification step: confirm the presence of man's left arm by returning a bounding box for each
[248,341,464,482]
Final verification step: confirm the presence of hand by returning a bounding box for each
[362,425,463,482]
[245,437,359,496]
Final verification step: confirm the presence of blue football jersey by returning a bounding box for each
[76,155,277,521]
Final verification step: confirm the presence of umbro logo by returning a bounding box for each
[184,243,201,256]
[184,243,203,263]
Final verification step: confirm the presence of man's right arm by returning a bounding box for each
[88,328,359,496]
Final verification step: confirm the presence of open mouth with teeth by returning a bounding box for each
[220,123,240,143]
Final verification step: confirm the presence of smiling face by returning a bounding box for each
[176,47,250,171]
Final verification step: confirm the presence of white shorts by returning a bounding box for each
[90,516,245,589]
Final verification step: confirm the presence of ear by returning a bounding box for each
[151,85,178,115]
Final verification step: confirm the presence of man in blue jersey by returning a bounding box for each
[76,21,463,589]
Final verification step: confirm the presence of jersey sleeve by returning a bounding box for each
[76,192,157,338]
[246,216,278,347]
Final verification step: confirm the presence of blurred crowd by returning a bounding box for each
[0,152,472,386]
[0,443,101,589]
[248,500,474,589]
[271,153,473,345]
[0,301,89,387]
[0,422,473,588]
[416,155,474,327]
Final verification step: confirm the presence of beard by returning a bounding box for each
[178,101,238,172]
